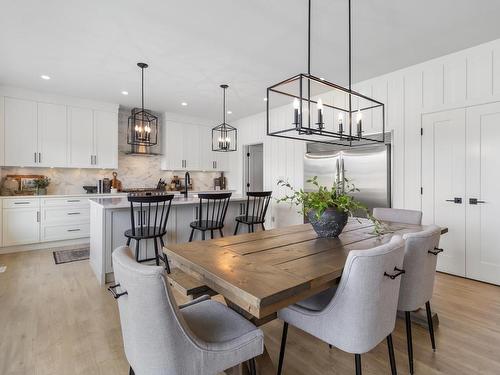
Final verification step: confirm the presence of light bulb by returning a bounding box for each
[338,113,344,123]
[357,110,362,122]
[293,98,300,109]
[317,98,323,111]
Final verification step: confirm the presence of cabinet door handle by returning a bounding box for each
[14,202,30,205]
[67,200,81,203]
[39,153,42,163]
[469,198,486,205]
[34,152,37,163]
[446,198,462,204]
[67,229,81,232]
[67,212,81,215]
[94,155,97,165]
[37,211,40,222]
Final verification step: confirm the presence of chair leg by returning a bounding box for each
[328,344,332,349]
[426,301,437,351]
[153,237,160,266]
[202,231,205,240]
[277,322,288,375]
[210,230,214,239]
[261,223,266,231]
[129,366,135,375]
[248,358,257,375]
[355,354,362,375]
[126,237,131,246]
[219,228,224,237]
[189,228,195,242]
[387,334,397,375]
[135,240,140,262]
[234,221,240,235]
[405,311,414,375]
[159,236,165,247]
[247,224,252,233]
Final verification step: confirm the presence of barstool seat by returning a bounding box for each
[189,220,223,231]
[235,215,262,224]
[125,227,164,240]
[234,191,272,235]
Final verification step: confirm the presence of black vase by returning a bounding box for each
[307,207,348,238]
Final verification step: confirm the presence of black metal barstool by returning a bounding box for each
[189,192,232,241]
[234,191,272,234]
[124,192,174,273]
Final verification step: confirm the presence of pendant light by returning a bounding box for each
[266,0,385,147]
[212,84,237,152]
[127,62,159,147]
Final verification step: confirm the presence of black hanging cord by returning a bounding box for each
[348,0,353,137]
[308,0,311,75]
[141,65,144,111]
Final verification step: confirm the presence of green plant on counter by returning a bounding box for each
[34,177,51,189]
[277,176,386,235]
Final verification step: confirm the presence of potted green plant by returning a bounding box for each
[277,176,381,237]
[34,177,51,195]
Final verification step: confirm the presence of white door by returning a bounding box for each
[37,102,67,167]
[246,144,264,192]
[94,110,118,169]
[422,109,466,276]
[68,106,94,168]
[2,208,40,246]
[465,103,500,285]
[4,97,38,166]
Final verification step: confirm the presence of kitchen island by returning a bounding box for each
[89,194,247,285]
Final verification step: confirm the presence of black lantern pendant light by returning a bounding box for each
[212,84,237,152]
[266,0,385,147]
[127,62,159,147]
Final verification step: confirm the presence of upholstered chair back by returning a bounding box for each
[373,207,422,225]
[112,246,202,375]
[398,225,442,312]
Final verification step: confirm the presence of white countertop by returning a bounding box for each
[0,190,236,199]
[90,193,246,209]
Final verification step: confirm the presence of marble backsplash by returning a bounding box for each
[0,154,222,195]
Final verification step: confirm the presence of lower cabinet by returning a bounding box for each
[2,199,40,246]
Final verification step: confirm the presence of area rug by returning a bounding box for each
[53,247,90,265]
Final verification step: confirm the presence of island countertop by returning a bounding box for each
[89,194,246,209]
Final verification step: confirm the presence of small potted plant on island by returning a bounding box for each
[34,177,51,195]
[277,176,382,238]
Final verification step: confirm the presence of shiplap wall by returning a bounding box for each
[231,38,500,227]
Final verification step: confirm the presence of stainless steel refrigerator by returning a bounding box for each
[304,135,391,215]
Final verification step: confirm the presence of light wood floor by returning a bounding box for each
[1,249,500,375]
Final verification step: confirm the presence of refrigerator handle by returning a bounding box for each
[341,158,345,192]
[335,159,340,187]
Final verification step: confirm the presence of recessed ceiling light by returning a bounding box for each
[227,110,232,114]
[40,75,51,80]
[181,102,188,106]
[121,91,129,95]
[263,97,268,101]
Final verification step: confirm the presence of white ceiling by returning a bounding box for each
[1,0,500,121]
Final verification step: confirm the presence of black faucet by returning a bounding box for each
[183,171,191,198]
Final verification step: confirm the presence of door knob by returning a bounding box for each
[446,197,462,204]
[469,198,486,205]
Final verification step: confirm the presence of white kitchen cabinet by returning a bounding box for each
[198,126,230,171]
[182,123,200,170]
[4,97,38,166]
[2,198,40,246]
[0,97,4,166]
[68,106,94,168]
[162,120,184,170]
[94,110,118,168]
[37,102,68,167]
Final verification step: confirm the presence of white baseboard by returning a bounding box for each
[0,238,90,255]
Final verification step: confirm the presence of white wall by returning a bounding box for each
[232,38,500,226]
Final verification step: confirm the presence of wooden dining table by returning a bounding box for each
[164,218,447,374]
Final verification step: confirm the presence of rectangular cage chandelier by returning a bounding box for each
[266,0,385,147]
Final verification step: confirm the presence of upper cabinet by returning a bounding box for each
[1,91,118,169]
[162,119,229,172]
[4,97,38,166]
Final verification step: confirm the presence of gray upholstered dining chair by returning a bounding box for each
[109,246,264,375]
[373,207,422,225]
[398,225,442,375]
[277,236,406,375]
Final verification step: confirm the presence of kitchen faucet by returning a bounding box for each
[184,171,191,198]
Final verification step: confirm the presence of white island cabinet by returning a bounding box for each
[89,195,247,285]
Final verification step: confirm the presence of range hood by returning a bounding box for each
[125,107,162,156]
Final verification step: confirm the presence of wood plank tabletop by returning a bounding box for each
[164,218,445,319]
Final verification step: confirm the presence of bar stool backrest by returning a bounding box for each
[245,191,272,223]
[127,193,174,237]
[197,193,232,227]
